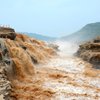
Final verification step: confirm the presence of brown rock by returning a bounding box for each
[77,37,100,69]
[0,27,15,33]
[0,32,16,40]
[0,27,16,40]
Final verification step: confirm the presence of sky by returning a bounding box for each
[0,0,100,37]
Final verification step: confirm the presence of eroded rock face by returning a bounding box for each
[0,30,56,99]
[0,63,11,100]
[0,27,15,33]
[76,37,100,69]
[0,27,16,40]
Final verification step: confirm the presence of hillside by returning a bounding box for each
[61,22,100,43]
[22,32,56,41]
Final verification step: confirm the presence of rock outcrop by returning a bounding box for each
[77,37,100,69]
[0,27,15,33]
[0,27,16,40]
[0,27,56,100]
[0,63,11,100]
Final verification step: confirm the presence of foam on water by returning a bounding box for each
[41,41,100,99]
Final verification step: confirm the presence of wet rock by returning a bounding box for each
[21,46,27,50]
[0,51,3,61]
[2,49,8,56]
[0,32,16,40]
[76,37,100,69]
[4,59,11,65]
[31,56,38,64]
[0,27,15,33]
[0,64,11,100]
[0,27,16,40]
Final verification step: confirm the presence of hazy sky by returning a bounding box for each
[0,0,100,37]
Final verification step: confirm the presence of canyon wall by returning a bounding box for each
[77,37,100,69]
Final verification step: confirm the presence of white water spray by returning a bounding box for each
[54,40,79,57]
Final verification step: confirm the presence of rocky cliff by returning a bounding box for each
[0,27,56,100]
[77,37,100,69]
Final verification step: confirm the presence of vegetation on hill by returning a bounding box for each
[61,22,100,43]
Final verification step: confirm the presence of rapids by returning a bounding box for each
[0,32,99,100]
[36,41,100,100]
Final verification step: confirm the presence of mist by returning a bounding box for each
[54,40,79,57]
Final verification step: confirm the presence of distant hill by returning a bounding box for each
[22,33,57,41]
[61,22,100,43]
